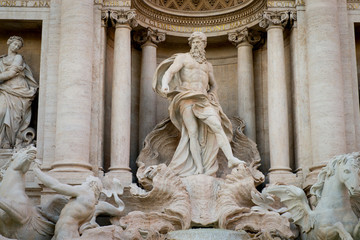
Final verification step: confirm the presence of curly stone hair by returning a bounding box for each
[188,32,207,47]
[7,36,24,48]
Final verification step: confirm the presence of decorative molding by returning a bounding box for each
[109,9,138,28]
[132,0,266,36]
[259,10,289,29]
[295,0,305,6]
[0,0,50,8]
[267,0,296,8]
[94,0,131,7]
[144,0,251,12]
[228,27,261,47]
[133,27,166,45]
[348,1,360,10]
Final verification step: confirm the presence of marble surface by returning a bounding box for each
[167,229,250,240]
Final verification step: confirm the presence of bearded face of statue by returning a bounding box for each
[190,37,207,64]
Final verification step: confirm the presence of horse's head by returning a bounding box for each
[11,146,37,173]
[336,152,360,195]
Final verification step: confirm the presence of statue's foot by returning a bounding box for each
[228,157,246,169]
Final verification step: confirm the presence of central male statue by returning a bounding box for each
[153,32,244,177]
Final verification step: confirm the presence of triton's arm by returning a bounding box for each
[33,165,80,197]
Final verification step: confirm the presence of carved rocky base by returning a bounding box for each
[77,226,124,240]
[114,117,295,239]
[118,164,294,239]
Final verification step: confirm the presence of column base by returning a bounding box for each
[268,168,298,186]
[51,162,93,172]
[105,170,132,187]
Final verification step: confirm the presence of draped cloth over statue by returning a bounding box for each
[153,54,233,177]
[0,54,38,148]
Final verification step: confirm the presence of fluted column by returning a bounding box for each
[260,11,293,183]
[228,28,260,143]
[306,0,346,169]
[108,10,137,184]
[52,0,94,172]
[134,28,166,149]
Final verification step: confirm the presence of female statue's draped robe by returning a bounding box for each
[0,55,38,148]
[153,54,233,177]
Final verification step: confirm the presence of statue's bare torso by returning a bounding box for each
[178,53,211,94]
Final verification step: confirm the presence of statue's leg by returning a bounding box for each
[203,116,245,168]
[182,106,203,174]
[0,197,27,224]
[353,221,360,239]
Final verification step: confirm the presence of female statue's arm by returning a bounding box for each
[0,55,23,82]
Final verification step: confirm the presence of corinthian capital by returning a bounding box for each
[101,10,110,27]
[133,28,166,46]
[259,11,289,29]
[110,9,138,28]
[228,27,261,47]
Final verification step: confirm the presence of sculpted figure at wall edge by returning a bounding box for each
[265,152,360,240]
[0,36,38,149]
[33,166,103,240]
[153,32,244,176]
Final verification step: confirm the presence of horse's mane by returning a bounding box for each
[310,152,360,199]
[0,146,34,182]
[0,158,12,182]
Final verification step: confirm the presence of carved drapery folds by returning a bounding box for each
[228,27,261,47]
[109,9,138,28]
[259,10,289,29]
